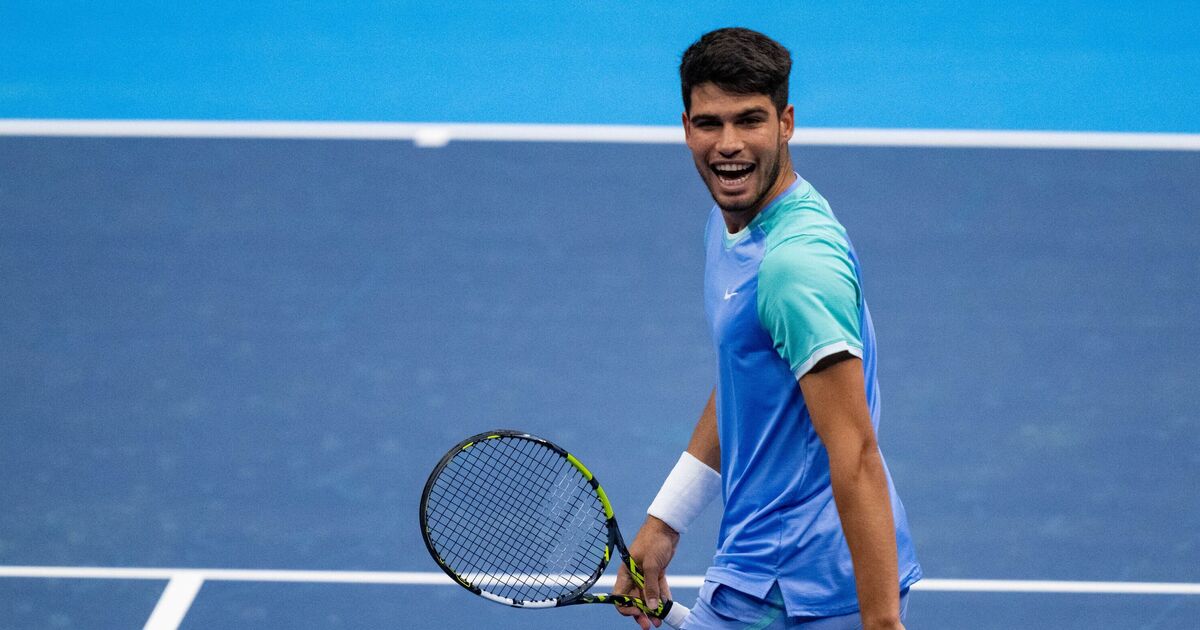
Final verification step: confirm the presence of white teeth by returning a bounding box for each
[713,164,752,186]
[723,174,750,185]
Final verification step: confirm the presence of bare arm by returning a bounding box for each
[613,388,719,629]
[799,355,903,630]
[686,388,720,470]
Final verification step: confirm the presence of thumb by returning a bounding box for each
[639,562,663,613]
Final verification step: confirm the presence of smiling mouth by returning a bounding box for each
[712,163,755,187]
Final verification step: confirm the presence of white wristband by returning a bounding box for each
[647,451,722,534]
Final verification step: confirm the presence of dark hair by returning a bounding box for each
[679,27,791,115]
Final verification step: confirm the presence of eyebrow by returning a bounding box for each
[691,107,770,122]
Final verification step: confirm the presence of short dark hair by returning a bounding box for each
[679,27,792,115]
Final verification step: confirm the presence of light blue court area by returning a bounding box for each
[2,1,1199,131]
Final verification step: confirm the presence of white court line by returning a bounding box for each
[2,119,1200,151]
[143,574,204,630]
[1,566,1199,595]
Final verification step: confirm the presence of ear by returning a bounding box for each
[779,104,795,143]
[682,111,691,142]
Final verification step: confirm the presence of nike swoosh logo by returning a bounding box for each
[724,288,738,300]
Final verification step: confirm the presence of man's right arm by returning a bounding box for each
[685,388,720,470]
[613,389,720,629]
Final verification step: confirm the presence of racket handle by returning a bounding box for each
[661,600,690,629]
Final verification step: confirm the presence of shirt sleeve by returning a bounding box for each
[757,234,863,379]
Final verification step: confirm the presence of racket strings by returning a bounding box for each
[440,439,578,570]
[424,436,609,603]
[441,438,600,586]
[427,439,603,599]
[432,441,578,581]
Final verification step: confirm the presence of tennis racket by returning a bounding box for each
[420,429,690,628]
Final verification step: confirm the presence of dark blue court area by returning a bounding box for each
[2,135,1198,628]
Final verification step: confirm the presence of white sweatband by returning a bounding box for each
[647,451,722,534]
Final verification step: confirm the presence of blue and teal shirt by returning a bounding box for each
[702,175,922,617]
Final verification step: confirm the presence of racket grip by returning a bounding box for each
[661,600,690,629]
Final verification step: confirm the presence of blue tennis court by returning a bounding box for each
[2,3,1198,629]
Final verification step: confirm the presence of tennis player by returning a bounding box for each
[613,28,922,629]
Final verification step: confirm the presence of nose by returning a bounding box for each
[716,124,743,157]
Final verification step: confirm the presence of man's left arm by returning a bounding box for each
[800,353,903,630]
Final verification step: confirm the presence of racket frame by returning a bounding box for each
[419,429,671,618]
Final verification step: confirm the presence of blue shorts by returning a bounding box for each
[681,581,910,630]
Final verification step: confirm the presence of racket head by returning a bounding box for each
[420,429,618,608]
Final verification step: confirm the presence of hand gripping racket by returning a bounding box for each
[420,429,690,628]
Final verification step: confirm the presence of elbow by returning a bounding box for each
[831,435,885,483]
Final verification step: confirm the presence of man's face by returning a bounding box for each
[683,83,794,216]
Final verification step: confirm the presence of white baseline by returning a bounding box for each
[1,565,1198,595]
[2,119,1200,151]
[3,566,1198,630]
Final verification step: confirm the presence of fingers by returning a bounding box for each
[639,563,675,628]
[616,518,684,628]
[615,608,650,628]
[639,561,663,615]
[613,564,650,628]
[660,573,673,605]
[614,604,651,630]
[654,572,673,627]
[614,600,652,630]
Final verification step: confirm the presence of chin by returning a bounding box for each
[712,188,763,214]
[716,199,754,214]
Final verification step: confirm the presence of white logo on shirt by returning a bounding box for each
[724,288,738,300]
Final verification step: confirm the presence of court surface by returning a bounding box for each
[3,134,1198,629]
[2,3,1199,629]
